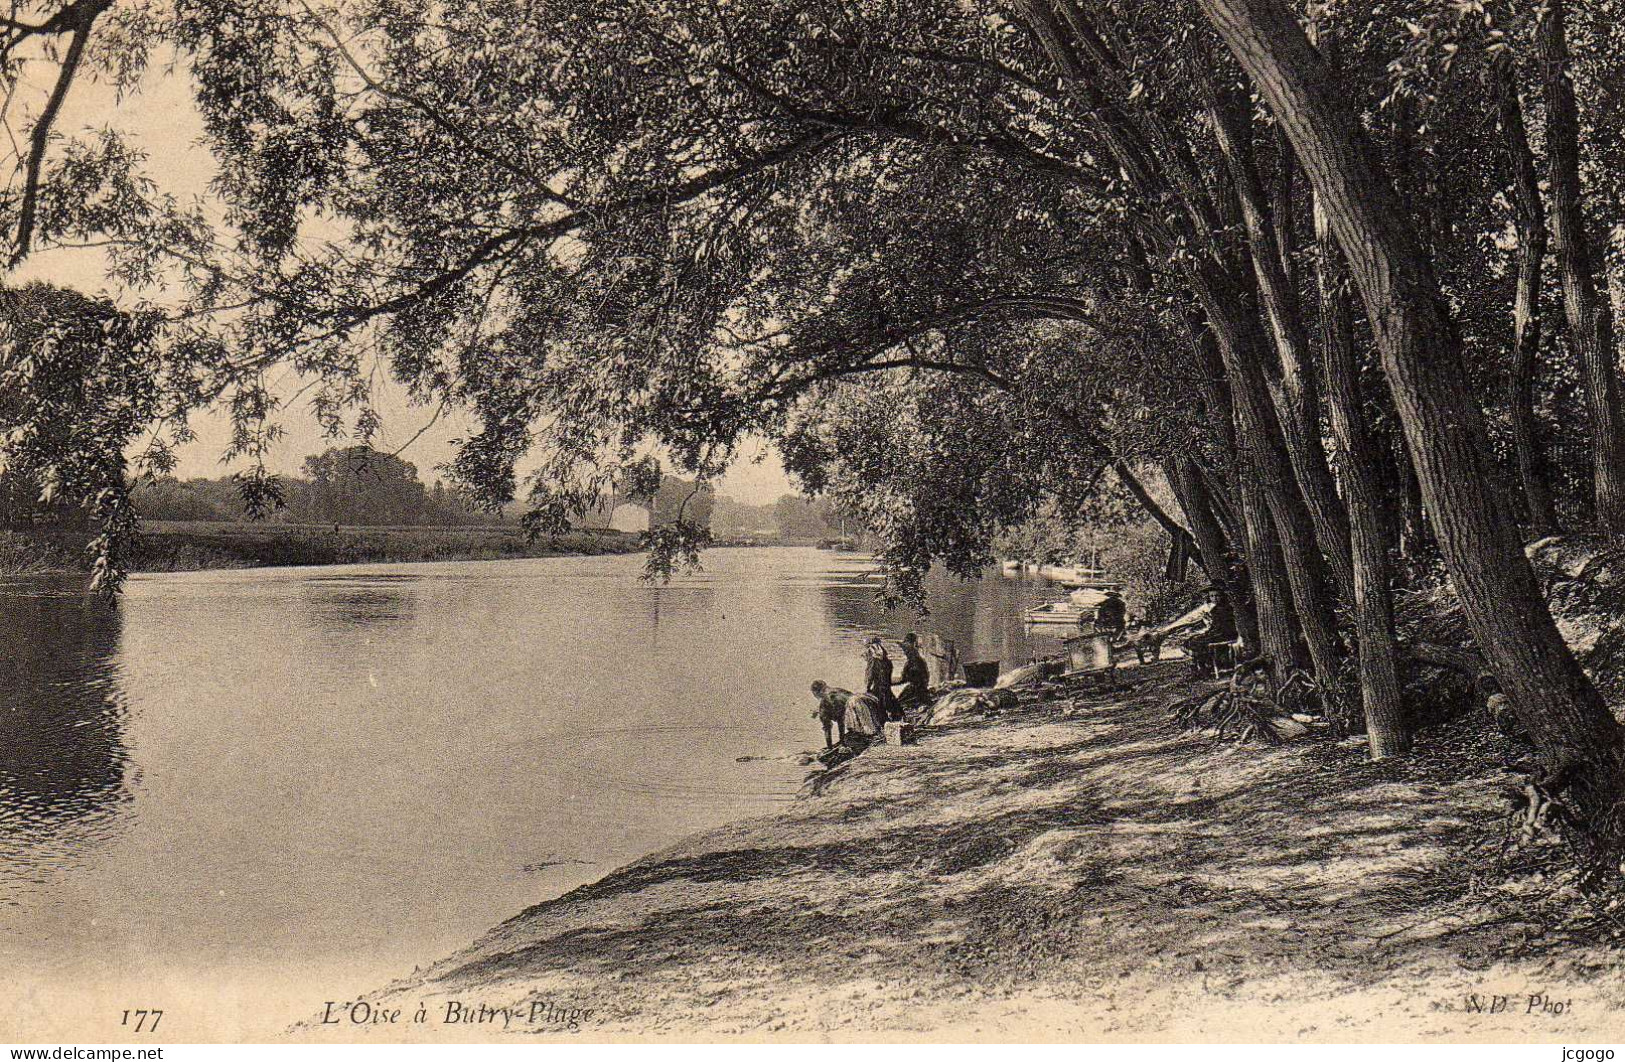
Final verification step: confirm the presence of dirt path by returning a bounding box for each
[326,662,1625,1042]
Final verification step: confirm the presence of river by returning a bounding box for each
[0,546,1076,1038]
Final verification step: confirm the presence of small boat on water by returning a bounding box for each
[1038,564,1117,586]
[819,516,860,551]
[1024,583,1124,626]
[1024,600,1092,625]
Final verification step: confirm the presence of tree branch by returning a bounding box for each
[323,129,846,333]
[295,0,581,211]
[1113,457,1200,563]
[11,0,106,266]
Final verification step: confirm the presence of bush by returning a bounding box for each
[0,530,81,575]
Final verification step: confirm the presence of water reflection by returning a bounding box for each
[814,557,1074,671]
[0,547,1082,1020]
[299,574,420,628]
[0,585,130,897]
[635,582,718,646]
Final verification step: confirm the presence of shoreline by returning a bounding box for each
[315,660,1624,1043]
[0,523,649,578]
[0,524,820,580]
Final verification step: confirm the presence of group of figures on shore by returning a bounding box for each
[807,583,1244,751]
[809,633,930,748]
[1095,586,1243,676]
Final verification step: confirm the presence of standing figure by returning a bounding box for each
[863,636,902,722]
[893,632,932,713]
[1095,590,1128,641]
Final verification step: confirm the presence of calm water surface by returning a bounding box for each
[0,547,1071,1034]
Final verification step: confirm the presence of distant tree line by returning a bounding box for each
[12,444,841,538]
[576,480,846,541]
[126,447,498,527]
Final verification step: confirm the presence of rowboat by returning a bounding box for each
[1024,600,1093,625]
[1023,584,1123,626]
[1038,564,1118,586]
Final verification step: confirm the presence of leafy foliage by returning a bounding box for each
[0,0,1618,609]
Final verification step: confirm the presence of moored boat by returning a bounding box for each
[1038,564,1117,586]
[1023,583,1124,626]
[1024,600,1092,625]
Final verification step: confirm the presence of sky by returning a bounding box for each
[5,51,798,505]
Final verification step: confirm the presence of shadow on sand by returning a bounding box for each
[386,661,1587,1035]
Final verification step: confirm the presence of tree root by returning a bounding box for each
[1169,661,1317,745]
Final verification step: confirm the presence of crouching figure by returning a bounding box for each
[809,680,850,748]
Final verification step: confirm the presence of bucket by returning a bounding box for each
[962,660,1001,687]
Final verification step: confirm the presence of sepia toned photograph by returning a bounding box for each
[3,0,1625,1048]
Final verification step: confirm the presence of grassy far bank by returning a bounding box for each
[332,661,1624,1043]
[0,521,647,577]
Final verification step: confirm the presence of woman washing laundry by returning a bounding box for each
[863,635,902,722]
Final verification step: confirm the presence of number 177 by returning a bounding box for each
[122,1009,163,1033]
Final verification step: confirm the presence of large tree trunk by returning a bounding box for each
[1538,0,1625,534]
[1383,90,1440,571]
[1174,303,1249,551]
[1169,308,1275,661]
[1167,454,1261,653]
[1497,62,1559,534]
[1315,202,1407,757]
[1197,0,1625,862]
[1201,288,1347,694]
[1237,460,1298,672]
[1205,73,1356,604]
[1270,125,1297,288]
[1199,462,1245,551]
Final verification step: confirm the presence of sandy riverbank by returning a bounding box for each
[309,660,1624,1043]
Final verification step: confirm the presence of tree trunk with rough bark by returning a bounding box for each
[1168,309,1273,661]
[1197,0,1625,864]
[1271,125,1297,288]
[1195,460,1245,550]
[1238,461,1298,673]
[1175,304,1250,551]
[1497,62,1559,534]
[1167,454,1261,653]
[1315,203,1408,757]
[1206,73,1356,605]
[1538,0,1625,534]
[1201,286,1347,695]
